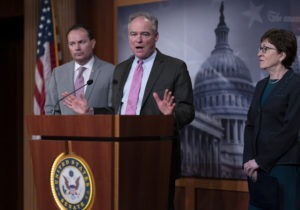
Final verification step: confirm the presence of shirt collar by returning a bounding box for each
[134,50,157,65]
[74,56,95,71]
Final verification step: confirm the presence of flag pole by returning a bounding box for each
[50,0,60,67]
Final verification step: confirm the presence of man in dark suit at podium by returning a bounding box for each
[63,12,195,210]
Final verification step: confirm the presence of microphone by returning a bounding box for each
[112,79,118,85]
[52,79,93,115]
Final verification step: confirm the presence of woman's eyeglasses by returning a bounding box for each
[258,46,277,54]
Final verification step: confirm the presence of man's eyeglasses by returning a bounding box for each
[258,46,277,54]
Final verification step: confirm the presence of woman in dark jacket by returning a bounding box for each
[243,28,300,210]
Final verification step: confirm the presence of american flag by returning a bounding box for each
[34,0,60,115]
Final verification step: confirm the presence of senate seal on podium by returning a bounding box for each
[50,153,95,210]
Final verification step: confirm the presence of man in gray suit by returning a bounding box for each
[44,24,114,115]
[63,12,194,210]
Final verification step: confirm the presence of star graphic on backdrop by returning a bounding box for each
[242,1,264,28]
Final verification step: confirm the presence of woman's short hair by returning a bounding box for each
[260,28,297,68]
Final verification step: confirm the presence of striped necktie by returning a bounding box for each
[74,66,86,98]
[125,60,143,114]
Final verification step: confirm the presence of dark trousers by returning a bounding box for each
[168,175,176,210]
[248,165,300,210]
[168,136,181,210]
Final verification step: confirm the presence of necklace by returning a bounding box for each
[269,79,280,84]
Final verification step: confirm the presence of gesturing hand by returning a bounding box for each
[62,92,90,114]
[153,89,176,115]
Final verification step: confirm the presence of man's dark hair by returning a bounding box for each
[66,24,94,40]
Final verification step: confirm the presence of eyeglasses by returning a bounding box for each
[258,46,277,54]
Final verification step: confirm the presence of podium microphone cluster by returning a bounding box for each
[52,79,93,115]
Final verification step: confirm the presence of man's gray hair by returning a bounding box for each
[128,11,158,33]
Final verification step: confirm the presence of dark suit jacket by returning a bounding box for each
[110,50,195,177]
[243,69,300,172]
[111,49,195,129]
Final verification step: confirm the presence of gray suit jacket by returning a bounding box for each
[45,56,114,115]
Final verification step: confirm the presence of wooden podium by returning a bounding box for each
[26,115,174,210]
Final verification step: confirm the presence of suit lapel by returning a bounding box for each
[65,61,76,93]
[257,78,268,104]
[85,57,100,100]
[142,51,164,105]
[119,57,134,93]
[259,70,293,108]
[114,57,134,110]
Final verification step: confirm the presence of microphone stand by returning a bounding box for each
[52,79,93,115]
